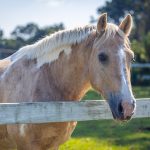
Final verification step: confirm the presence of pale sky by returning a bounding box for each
[0,0,106,37]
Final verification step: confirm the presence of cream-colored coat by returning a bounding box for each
[0,13,135,150]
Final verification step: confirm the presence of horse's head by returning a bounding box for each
[89,13,136,121]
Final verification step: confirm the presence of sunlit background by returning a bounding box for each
[0,0,150,150]
[0,0,105,37]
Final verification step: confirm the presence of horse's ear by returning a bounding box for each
[119,14,133,36]
[97,13,107,34]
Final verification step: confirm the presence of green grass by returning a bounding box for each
[60,86,150,150]
[133,86,150,98]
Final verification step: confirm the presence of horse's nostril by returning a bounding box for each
[118,102,123,114]
[121,101,135,119]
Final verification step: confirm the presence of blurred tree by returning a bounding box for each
[97,0,150,40]
[97,0,133,23]
[0,29,3,39]
[11,23,39,40]
[11,23,64,42]
[0,38,25,50]
[131,40,147,62]
[143,32,150,61]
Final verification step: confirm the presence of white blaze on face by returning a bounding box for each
[118,48,134,102]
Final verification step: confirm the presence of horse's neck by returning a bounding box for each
[42,35,95,101]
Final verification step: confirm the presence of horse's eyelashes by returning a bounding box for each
[98,53,108,64]
[131,58,136,63]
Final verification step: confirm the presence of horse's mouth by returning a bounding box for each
[111,109,132,121]
[108,97,135,121]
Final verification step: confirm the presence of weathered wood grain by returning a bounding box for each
[0,99,149,124]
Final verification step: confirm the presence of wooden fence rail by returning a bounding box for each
[132,63,150,68]
[0,98,149,125]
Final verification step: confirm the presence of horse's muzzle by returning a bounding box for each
[108,95,136,121]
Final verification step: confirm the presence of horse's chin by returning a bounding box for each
[107,98,135,122]
[111,110,132,122]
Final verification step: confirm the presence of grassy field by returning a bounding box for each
[60,86,150,150]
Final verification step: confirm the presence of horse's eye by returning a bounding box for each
[98,53,108,63]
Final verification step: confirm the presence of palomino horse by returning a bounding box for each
[0,13,135,150]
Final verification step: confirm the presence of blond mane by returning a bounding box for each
[11,23,126,67]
